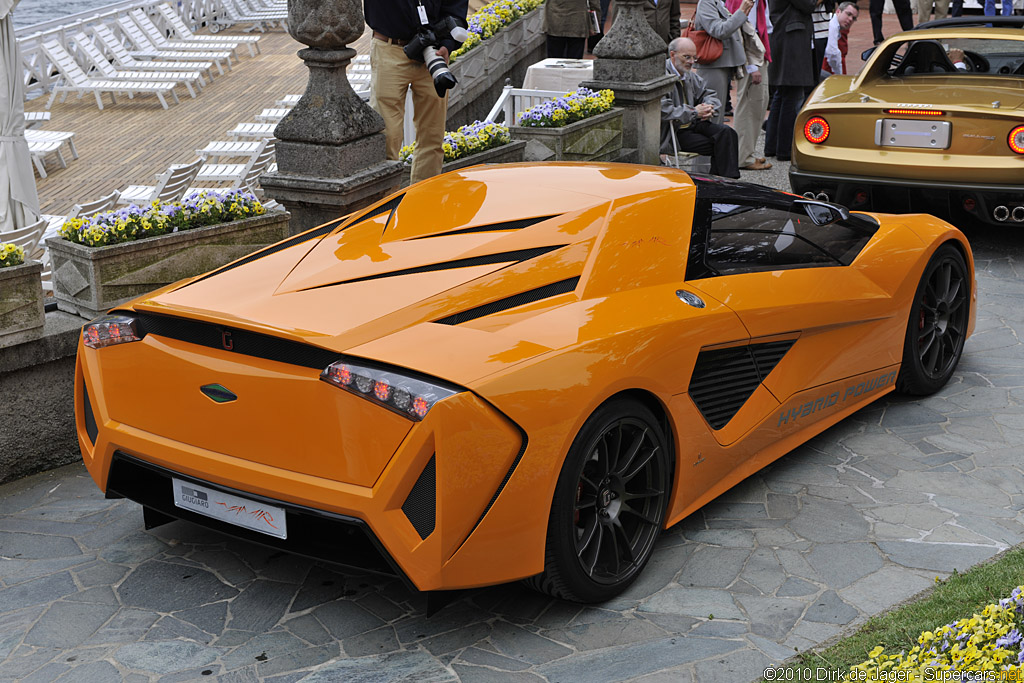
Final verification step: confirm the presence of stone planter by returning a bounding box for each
[48,210,290,319]
[402,140,527,185]
[511,107,625,162]
[0,261,45,348]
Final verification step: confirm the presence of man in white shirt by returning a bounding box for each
[823,2,859,76]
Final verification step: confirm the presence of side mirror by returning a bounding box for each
[861,46,877,61]
[795,199,849,226]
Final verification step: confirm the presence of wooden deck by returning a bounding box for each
[25,27,372,215]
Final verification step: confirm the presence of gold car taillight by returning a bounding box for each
[1009,126,1024,154]
[885,109,943,117]
[804,117,830,144]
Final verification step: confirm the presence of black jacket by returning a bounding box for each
[767,0,817,87]
[364,0,469,52]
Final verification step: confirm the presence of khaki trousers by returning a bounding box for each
[917,0,950,23]
[734,66,769,167]
[369,39,448,185]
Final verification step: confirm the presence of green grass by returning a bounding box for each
[758,544,1024,682]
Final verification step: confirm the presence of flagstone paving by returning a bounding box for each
[1,223,1022,682]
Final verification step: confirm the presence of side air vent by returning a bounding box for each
[435,277,580,325]
[82,382,98,445]
[689,339,796,429]
[364,194,404,223]
[414,215,558,239]
[402,456,436,540]
[305,245,567,289]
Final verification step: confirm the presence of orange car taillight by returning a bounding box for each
[82,315,142,349]
[885,108,943,116]
[320,360,459,421]
[804,117,830,144]
[1009,126,1024,154]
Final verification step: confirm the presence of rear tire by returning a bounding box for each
[526,398,671,603]
[896,244,970,395]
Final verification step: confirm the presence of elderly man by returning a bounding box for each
[661,37,740,178]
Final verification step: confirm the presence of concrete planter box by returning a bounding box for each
[48,210,291,319]
[511,107,624,162]
[0,261,45,348]
[403,140,527,185]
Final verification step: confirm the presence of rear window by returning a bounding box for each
[887,37,1024,76]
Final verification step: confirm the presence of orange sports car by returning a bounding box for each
[75,164,975,603]
[791,17,1024,226]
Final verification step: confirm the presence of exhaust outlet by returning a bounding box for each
[994,205,1010,222]
[815,192,830,202]
[803,192,816,199]
[1012,207,1024,222]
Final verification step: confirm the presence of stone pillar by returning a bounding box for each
[583,0,675,166]
[259,0,403,235]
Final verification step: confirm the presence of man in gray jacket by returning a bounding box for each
[661,37,740,178]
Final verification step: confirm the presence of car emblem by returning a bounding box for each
[221,329,234,351]
[676,290,706,308]
[200,384,237,403]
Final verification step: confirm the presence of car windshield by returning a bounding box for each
[887,37,1024,76]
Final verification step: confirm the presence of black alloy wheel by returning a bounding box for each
[527,398,671,603]
[897,244,970,395]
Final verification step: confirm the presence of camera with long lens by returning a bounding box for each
[403,16,469,97]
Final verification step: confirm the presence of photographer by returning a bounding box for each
[365,0,469,184]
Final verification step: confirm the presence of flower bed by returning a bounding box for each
[851,585,1024,677]
[1,242,25,268]
[59,190,266,247]
[451,0,546,64]
[400,120,512,165]
[517,88,616,128]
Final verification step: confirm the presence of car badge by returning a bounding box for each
[676,290,706,308]
[200,384,237,403]
[221,329,234,350]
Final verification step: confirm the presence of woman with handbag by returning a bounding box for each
[544,0,602,59]
[691,0,754,125]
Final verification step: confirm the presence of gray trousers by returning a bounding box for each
[695,65,733,125]
[734,66,769,167]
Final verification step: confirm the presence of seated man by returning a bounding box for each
[660,37,740,179]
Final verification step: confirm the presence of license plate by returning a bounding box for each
[875,119,951,149]
[172,478,287,539]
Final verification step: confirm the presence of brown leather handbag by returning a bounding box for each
[681,9,724,64]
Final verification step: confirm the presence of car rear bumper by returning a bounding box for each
[789,166,1024,225]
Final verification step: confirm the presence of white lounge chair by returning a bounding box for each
[213,0,287,34]
[2,217,46,258]
[156,3,260,57]
[118,158,204,206]
[24,111,51,128]
[196,140,264,161]
[73,31,204,98]
[129,9,240,62]
[41,39,180,110]
[227,122,276,139]
[275,94,300,107]
[25,129,77,178]
[40,190,122,244]
[116,17,233,75]
[92,24,216,82]
[253,107,289,122]
[192,138,275,191]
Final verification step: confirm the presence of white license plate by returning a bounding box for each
[172,478,287,539]
[875,119,951,149]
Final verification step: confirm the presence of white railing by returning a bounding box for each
[15,1,226,98]
[485,84,566,127]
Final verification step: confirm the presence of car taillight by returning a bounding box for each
[320,359,459,421]
[1009,126,1024,154]
[886,108,943,116]
[82,315,142,349]
[804,117,830,144]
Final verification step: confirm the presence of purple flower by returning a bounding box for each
[996,629,1021,649]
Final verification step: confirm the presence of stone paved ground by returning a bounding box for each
[3,187,1024,681]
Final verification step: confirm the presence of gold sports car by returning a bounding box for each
[790,17,1024,226]
[76,165,975,603]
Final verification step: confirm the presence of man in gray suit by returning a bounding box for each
[660,37,740,178]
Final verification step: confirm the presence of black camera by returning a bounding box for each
[403,16,469,97]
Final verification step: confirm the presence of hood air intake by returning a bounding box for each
[414,216,559,239]
[301,245,568,290]
[689,339,796,430]
[435,277,580,325]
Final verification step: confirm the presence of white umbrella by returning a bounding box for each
[0,0,41,235]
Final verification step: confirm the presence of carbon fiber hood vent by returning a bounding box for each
[435,277,581,326]
[689,340,796,430]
